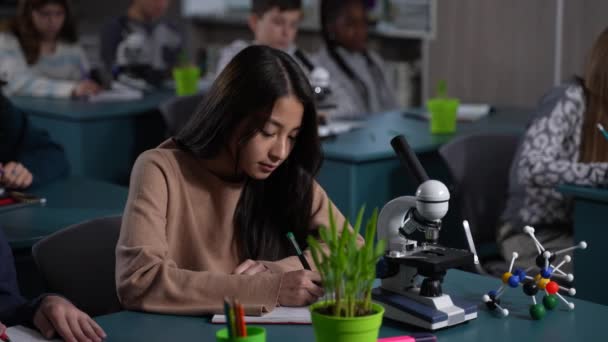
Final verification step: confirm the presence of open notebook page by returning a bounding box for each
[5,326,61,342]
[211,306,311,324]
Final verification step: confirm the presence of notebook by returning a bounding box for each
[5,326,60,342]
[318,120,364,138]
[211,306,311,324]
[88,82,143,102]
[404,103,492,122]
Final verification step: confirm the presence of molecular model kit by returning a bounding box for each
[483,226,588,320]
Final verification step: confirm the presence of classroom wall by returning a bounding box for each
[427,0,608,107]
[561,0,608,80]
[427,0,556,107]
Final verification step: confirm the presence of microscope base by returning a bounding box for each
[372,288,477,330]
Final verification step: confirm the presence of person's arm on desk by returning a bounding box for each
[0,94,69,188]
[517,85,608,188]
[0,229,105,342]
[258,182,364,274]
[116,152,287,314]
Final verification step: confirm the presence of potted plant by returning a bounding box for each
[307,205,386,342]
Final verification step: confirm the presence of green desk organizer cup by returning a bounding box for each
[172,66,200,96]
[216,326,266,342]
[427,97,459,134]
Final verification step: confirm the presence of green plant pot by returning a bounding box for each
[172,66,200,96]
[427,97,459,134]
[310,301,384,342]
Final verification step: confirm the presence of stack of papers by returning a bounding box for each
[405,103,492,122]
[456,104,492,121]
[89,82,143,102]
[212,306,311,324]
[318,121,364,138]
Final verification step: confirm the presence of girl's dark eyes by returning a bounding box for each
[260,129,297,141]
[260,130,276,137]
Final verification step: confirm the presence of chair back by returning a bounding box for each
[160,93,205,135]
[32,216,122,316]
[439,133,521,244]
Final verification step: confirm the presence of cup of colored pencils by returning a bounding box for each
[216,297,266,342]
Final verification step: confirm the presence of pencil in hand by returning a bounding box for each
[286,232,311,270]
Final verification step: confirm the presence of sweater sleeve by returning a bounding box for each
[0,34,76,98]
[518,85,608,188]
[0,95,69,187]
[0,228,45,327]
[115,152,283,315]
[260,181,365,273]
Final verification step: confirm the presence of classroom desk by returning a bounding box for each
[94,269,605,342]
[557,184,608,305]
[11,90,174,184]
[318,109,531,224]
[0,176,128,249]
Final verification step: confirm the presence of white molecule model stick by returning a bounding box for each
[554,241,588,255]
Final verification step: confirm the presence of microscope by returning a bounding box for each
[371,135,478,330]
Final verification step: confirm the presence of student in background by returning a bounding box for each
[0,228,106,342]
[216,0,308,74]
[315,0,397,118]
[100,0,182,85]
[116,46,362,315]
[0,87,69,189]
[497,27,608,271]
[217,0,350,121]
[0,0,101,98]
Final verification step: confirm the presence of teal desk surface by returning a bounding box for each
[557,184,608,305]
[10,90,174,121]
[1,177,127,249]
[558,184,608,202]
[322,108,531,163]
[94,270,605,342]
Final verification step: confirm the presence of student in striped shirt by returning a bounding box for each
[0,0,101,98]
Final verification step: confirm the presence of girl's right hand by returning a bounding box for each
[72,80,101,97]
[278,270,324,307]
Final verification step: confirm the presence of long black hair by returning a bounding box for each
[320,0,382,111]
[175,45,322,261]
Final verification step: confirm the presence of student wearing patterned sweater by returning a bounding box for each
[116,45,362,315]
[0,0,101,98]
[497,28,608,270]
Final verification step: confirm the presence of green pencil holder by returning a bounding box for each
[427,97,459,134]
[172,66,200,96]
[215,326,266,342]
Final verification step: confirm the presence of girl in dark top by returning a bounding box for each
[0,87,69,189]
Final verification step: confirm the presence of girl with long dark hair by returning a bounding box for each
[0,0,100,98]
[115,45,361,314]
[497,27,608,271]
[314,0,397,118]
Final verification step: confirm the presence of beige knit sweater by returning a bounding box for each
[115,140,360,315]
